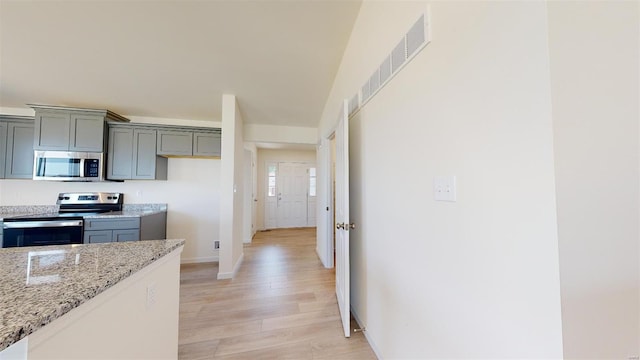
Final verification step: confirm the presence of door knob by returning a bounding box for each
[336,223,344,230]
[348,223,356,230]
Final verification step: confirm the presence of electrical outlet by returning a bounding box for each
[146,284,157,309]
[214,240,220,250]
[434,176,457,202]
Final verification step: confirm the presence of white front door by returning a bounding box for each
[335,99,351,338]
[277,162,309,228]
[265,162,316,229]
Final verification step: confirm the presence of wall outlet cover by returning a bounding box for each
[434,175,457,202]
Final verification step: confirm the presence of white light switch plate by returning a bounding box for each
[434,176,457,202]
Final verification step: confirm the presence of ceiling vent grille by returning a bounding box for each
[347,7,430,119]
[407,14,426,58]
[369,68,381,95]
[362,80,371,102]
[391,38,407,74]
[348,93,360,116]
[379,55,392,85]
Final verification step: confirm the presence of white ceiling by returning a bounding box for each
[0,1,361,128]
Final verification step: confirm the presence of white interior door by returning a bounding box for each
[335,99,351,338]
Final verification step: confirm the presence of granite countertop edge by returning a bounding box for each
[0,203,167,221]
[0,239,184,352]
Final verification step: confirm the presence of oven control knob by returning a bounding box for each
[64,197,70,200]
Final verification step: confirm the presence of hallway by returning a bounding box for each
[178,228,376,359]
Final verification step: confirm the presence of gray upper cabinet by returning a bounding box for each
[157,130,194,156]
[0,116,35,179]
[34,111,70,150]
[107,126,134,179]
[0,122,7,178]
[107,125,167,180]
[30,104,129,152]
[193,132,221,157]
[157,129,221,157]
[34,110,104,152]
[70,113,106,151]
[6,122,35,178]
[133,129,166,179]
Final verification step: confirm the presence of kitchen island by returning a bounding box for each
[0,239,184,359]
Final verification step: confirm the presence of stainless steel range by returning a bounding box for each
[2,192,123,248]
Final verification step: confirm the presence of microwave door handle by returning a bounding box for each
[79,158,85,178]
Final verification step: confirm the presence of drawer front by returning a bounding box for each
[85,230,113,244]
[114,229,140,242]
[84,217,140,230]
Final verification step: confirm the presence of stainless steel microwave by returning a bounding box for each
[33,151,105,181]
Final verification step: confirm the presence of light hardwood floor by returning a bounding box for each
[178,228,376,359]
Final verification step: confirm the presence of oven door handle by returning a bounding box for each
[3,220,83,229]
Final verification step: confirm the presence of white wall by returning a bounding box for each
[218,94,245,279]
[548,2,640,358]
[318,1,564,358]
[0,159,220,263]
[255,148,316,230]
[244,124,317,145]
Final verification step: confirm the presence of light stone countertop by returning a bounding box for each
[0,204,167,221]
[0,239,185,351]
[0,206,58,221]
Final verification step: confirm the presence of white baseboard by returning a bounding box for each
[180,255,219,264]
[351,306,382,360]
[217,252,244,279]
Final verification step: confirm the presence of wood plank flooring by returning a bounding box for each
[178,228,376,359]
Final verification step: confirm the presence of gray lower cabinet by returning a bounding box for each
[113,229,140,242]
[84,230,113,244]
[83,212,167,244]
[5,120,35,179]
[84,217,141,243]
[107,126,167,180]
